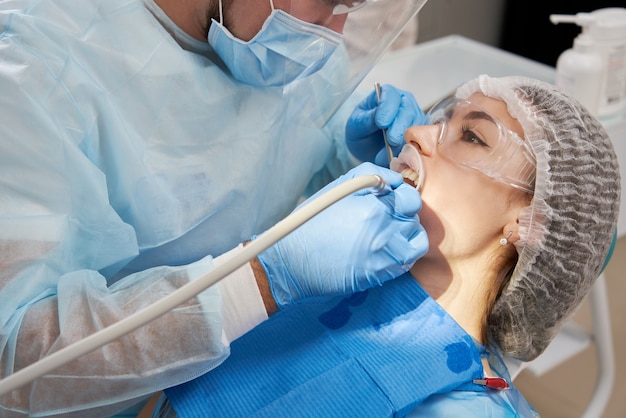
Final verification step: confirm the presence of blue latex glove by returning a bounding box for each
[257,162,428,308]
[346,84,426,167]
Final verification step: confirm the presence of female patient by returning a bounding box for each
[154,75,620,416]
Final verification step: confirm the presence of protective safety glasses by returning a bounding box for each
[427,97,536,194]
[332,0,369,15]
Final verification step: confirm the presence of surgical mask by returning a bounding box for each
[208,0,343,87]
[428,97,536,194]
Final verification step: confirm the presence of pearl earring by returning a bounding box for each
[500,232,513,246]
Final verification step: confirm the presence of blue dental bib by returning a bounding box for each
[165,274,485,417]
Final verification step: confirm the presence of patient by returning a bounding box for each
[151,75,620,417]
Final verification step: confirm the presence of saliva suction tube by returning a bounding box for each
[0,174,389,396]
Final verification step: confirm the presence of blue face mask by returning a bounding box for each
[208,9,343,87]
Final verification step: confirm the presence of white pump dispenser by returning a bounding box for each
[551,8,626,119]
[554,32,604,115]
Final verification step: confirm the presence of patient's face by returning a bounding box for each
[398,94,529,262]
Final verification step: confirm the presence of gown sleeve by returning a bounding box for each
[0,50,266,418]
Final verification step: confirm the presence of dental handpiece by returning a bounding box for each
[371,174,389,195]
[374,82,394,165]
[0,174,389,396]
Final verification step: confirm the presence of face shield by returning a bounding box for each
[209,0,429,127]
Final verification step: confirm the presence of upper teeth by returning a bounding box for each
[401,168,420,189]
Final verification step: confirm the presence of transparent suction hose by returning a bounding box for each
[0,174,387,396]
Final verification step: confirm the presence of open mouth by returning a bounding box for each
[400,167,420,188]
[390,144,424,191]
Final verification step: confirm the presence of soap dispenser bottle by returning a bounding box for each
[551,8,626,119]
[554,32,604,116]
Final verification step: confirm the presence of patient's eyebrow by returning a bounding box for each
[463,110,497,124]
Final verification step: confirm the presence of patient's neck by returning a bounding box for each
[410,257,491,345]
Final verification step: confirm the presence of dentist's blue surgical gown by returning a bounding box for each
[0,0,356,416]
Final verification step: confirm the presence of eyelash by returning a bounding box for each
[460,124,488,147]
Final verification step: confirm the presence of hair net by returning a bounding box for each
[456,75,621,361]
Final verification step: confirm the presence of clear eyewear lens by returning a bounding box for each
[427,98,536,194]
[333,0,368,15]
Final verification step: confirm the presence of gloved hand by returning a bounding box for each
[346,84,426,167]
[257,162,428,309]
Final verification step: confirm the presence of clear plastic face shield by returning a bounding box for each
[300,0,430,126]
[209,0,429,127]
[427,97,537,194]
[332,0,369,15]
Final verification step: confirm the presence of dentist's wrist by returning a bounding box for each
[243,240,280,316]
[250,256,279,315]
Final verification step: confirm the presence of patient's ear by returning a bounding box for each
[502,221,521,244]
[502,193,530,245]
